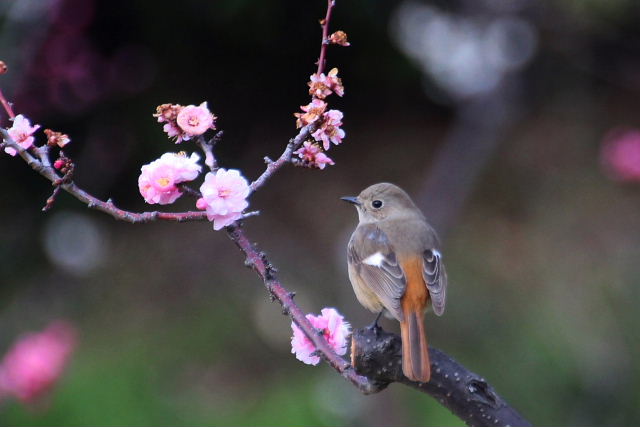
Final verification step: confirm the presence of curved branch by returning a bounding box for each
[225,224,379,394]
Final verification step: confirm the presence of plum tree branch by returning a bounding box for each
[3,126,531,426]
[225,224,378,393]
[0,87,15,122]
[316,0,335,74]
[0,0,531,424]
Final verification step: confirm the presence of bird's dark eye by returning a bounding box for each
[372,200,383,209]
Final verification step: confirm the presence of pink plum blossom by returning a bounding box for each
[138,152,202,205]
[308,68,344,99]
[176,102,216,140]
[163,122,185,143]
[197,168,250,230]
[5,114,40,156]
[294,99,327,128]
[294,141,335,169]
[154,102,216,144]
[601,129,640,182]
[291,308,351,365]
[312,109,345,150]
[0,321,76,403]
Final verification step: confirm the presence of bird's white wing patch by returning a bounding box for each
[363,252,385,267]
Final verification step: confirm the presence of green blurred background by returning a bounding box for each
[1,0,640,425]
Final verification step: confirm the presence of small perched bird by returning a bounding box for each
[342,183,447,382]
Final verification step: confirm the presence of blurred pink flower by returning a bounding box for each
[312,109,345,150]
[294,99,327,128]
[308,68,344,99]
[291,308,351,365]
[138,152,201,204]
[601,129,640,182]
[294,141,335,169]
[0,321,76,403]
[5,114,41,156]
[176,102,216,140]
[197,168,250,230]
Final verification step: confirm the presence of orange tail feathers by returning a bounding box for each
[400,257,431,382]
[400,308,430,382]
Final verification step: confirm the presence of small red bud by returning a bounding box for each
[54,159,65,170]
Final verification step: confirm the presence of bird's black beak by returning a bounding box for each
[341,196,361,205]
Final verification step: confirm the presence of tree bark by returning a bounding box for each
[351,325,532,427]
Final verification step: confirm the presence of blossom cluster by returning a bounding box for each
[3,114,71,160]
[154,102,216,144]
[0,321,76,403]
[139,102,250,231]
[293,65,347,169]
[293,141,334,170]
[290,308,351,365]
[308,68,344,100]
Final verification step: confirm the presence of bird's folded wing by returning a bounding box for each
[347,223,406,321]
[423,249,447,316]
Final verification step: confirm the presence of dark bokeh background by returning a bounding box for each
[2,0,640,425]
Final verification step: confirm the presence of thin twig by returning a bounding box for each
[196,134,218,171]
[249,125,311,193]
[177,183,202,198]
[0,87,15,121]
[240,210,260,219]
[1,129,209,223]
[250,0,336,194]
[316,0,336,75]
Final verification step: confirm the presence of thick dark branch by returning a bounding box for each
[351,326,531,427]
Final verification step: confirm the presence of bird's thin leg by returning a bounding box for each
[367,311,384,331]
